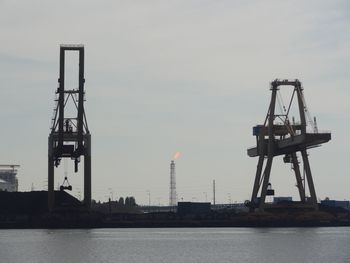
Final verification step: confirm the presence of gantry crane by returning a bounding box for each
[48,44,91,211]
[247,79,331,211]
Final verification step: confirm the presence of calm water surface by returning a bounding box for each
[0,227,349,263]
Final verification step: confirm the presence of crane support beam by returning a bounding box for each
[291,152,306,202]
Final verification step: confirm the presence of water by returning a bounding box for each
[0,227,349,263]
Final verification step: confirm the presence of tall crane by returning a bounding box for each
[48,44,91,211]
[247,79,331,212]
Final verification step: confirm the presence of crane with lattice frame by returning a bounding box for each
[247,79,331,212]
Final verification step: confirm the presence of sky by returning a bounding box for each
[0,0,349,205]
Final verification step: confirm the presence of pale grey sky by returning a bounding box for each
[0,1,349,204]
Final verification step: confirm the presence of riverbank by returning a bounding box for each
[0,209,349,229]
[1,191,349,228]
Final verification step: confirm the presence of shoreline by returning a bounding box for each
[1,211,349,229]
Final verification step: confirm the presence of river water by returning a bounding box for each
[0,227,349,263]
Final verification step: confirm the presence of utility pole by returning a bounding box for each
[213,180,216,205]
[147,190,151,212]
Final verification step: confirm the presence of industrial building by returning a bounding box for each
[0,165,19,192]
[177,202,211,215]
[273,197,293,204]
[321,199,350,211]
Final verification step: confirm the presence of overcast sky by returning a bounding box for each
[0,1,349,205]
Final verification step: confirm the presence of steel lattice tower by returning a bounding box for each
[48,44,91,211]
[169,160,177,207]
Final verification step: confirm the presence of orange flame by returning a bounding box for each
[173,151,181,160]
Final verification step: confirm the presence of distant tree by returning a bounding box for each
[125,197,130,206]
[124,196,137,207]
[118,197,124,206]
[129,196,136,207]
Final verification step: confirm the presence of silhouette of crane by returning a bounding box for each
[48,44,91,211]
[247,79,331,211]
